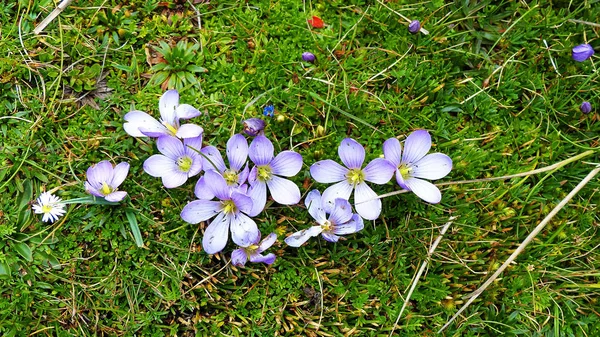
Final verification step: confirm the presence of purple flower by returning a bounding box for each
[231,232,277,266]
[285,190,364,247]
[572,44,594,62]
[85,160,130,202]
[408,20,421,34]
[302,52,316,63]
[383,130,452,204]
[124,90,203,139]
[242,118,266,136]
[247,135,303,216]
[143,135,203,188]
[195,134,249,199]
[310,138,396,220]
[181,170,259,254]
[580,101,592,114]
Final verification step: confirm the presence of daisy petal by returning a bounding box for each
[412,153,452,180]
[249,135,274,166]
[383,138,402,166]
[230,213,259,247]
[247,181,267,216]
[202,212,229,254]
[176,123,204,139]
[143,155,177,177]
[123,110,165,138]
[156,136,185,159]
[226,134,249,172]
[175,103,200,119]
[231,248,248,266]
[181,200,222,224]
[339,138,365,169]
[328,198,353,225]
[403,177,442,204]
[110,162,130,188]
[354,182,381,220]
[266,176,301,205]
[402,130,431,164]
[284,226,323,247]
[310,160,347,183]
[257,233,277,253]
[105,191,127,202]
[363,158,396,184]
[201,146,227,172]
[271,151,303,177]
[249,253,276,265]
[305,190,326,224]
[159,90,179,125]
[321,181,353,213]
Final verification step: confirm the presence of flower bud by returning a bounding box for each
[580,101,592,114]
[572,44,594,62]
[302,52,316,63]
[408,20,421,34]
[242,118,266,136]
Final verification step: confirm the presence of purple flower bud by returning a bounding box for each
[408,20,421,34]
[572,44,594,62]
[242,118,266,136]
[302,52,316,63]
[580,101,592,114]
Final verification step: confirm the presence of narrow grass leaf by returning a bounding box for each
[125,209,144,247]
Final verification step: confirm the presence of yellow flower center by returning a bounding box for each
[321,220,332,231]
[223,170,239,186]
[42,205,53,213]
[177,156,193,172]
[222,200,237,214]
[257,165,272,181]
[164,122,178,136]
[345,168,365,186]
[398,164,412,179]
[100,182,112,195]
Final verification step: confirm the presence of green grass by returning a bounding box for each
[1,0,600,335]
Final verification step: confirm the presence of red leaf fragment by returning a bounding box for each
[308,16,324,28]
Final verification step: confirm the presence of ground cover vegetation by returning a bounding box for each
[1,0,600,335]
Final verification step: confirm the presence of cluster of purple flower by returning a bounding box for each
[571,43,595,114]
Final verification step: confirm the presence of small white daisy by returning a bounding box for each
[32,192,66,223]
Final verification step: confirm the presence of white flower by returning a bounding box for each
[32,192,66,223]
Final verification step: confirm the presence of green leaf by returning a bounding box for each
[62,196,119,205]
[125,209,144,247]
[307,91,381,133]
[18,180,33,210]
[0,261,11,278]
[13,242,33,262]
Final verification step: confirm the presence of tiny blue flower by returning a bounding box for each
[263,105,275,117]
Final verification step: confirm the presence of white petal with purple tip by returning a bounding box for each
[354,182,381,220]
[305,190,326,224]
[162,171,189,188]
[159,90,180,125]
[403,177,442,204]
[310,160,348,183]
[338,138,365,169]
[202,212,229,254]
[181,200,222,224]
[257,233,277,253]
[402,130,431,164]
[383,138,402,166]
[270,151,303,177]
[411,153,452,180]
[123,110,165,138]
[284,226,323,247]
[249,253,276,265]
[249,135,274,166]
[266,175,301,205]
[176,103,200,119]
[363,158,396,184]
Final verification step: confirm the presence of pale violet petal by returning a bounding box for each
[270,151,303,177]
[395,170,409,190]
[183,135,203,155]
[411,153,452,180]
[104,191,127,202]
[194,176,216,200]
[403,177,442,204]
[231,248,248,266]
[202,212,229,254]
[175,103,200,120]
[321,181,353,213]
[143,155,177,177]
[123,110,165,138]
[159,90,180,126]
[180,200,222,224]
[402,130,431,164]
[257,233,277,253]
[338,138,365,169]
[231,191,253,215]
[328,198,353,225]
[226,134,249,172]
[204,170,230,201]
[284,226,323,247]
[354,182,381,220]
[249,135,274,166]
[383,138,402,166]
[87,160,113,188]
[230,213,259,247]
[249,253,276,265]
[321,233,340,242]
[85,181,103,197]
[266,176,300,205]
[246,181,266,216]
[156,136,185,160]
[162,171,189,188]
[305,189,326,224]
[176,124,203,139]
[310,160,347,183]
[363,158,396,184]
[333,214,363,235]
[110,162,130,188]
[201,146,227,172]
